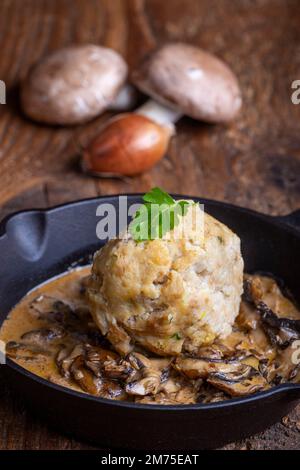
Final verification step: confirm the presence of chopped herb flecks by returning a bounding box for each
[171,332,182,340]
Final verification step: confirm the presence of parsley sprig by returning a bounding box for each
[129,187,192,242]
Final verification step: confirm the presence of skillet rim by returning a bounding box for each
[0,193,299,238]
[1,194,300,411]
[5,357,300,411]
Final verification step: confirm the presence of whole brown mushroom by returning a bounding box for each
[83,42,242,176]
[21,44,136,125]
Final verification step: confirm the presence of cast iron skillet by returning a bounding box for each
[0,195,300,450]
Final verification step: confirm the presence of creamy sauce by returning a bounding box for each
[1,268,299,404]
[0,267,91,391]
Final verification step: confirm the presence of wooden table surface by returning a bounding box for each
[0,0,300,450]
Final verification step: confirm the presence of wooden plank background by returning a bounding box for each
[0,0,299,449]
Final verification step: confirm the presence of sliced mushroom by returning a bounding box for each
[55,342,127,399]
[263,361,285,385]
[6,341,50,360]
[198,386,229,404]
[6,327,64,360]
[30,296,78,326]
[56,343,86,378]
[68,349,126,399]
[31,295,86,326]
[101,358,137,382]
[195,345,224,361]
[30,295,105,346]
[126,352,145,371]
[244,275,300,319]
[243,276,263,305]
[84,345,119,378]
[126,373,161,396]
[154,374,201,404]
[174,357,249,380]
[70,355,103,395]
[257,302,300,349]
[158,377,183,395]
[289,364,300,383]
[136,379,199,405]
[203,393,229,403]
[85,345,118,363]
[129,352,172,371]
[213,330,260,358]
[99,380,127,400]
[174,382,200,404]
[29,295,61,318]
[21,327,65,349]
[267,340,300,383]
[236,300,260,330]
[240,355,260,371]
[207,367,268,397]
[125,353,172,397]
[135,393,180,405]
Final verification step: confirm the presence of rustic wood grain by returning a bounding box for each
[0,0,299,450]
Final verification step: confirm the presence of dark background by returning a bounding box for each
[0,0,299,449]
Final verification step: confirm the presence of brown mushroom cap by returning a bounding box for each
[21,45,128,125]
[132,43,242,123]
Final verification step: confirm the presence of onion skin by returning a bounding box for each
[83,114,171,176]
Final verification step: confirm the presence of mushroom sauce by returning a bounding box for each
[1,267,300,404]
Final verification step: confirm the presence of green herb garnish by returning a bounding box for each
[171,332,182,340]
[199,311,207,320]
[129,187,192,241]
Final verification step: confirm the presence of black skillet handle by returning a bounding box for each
[276,209,300,231]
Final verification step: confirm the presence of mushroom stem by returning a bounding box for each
[109,84,138,112]
[136,99,182,134]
